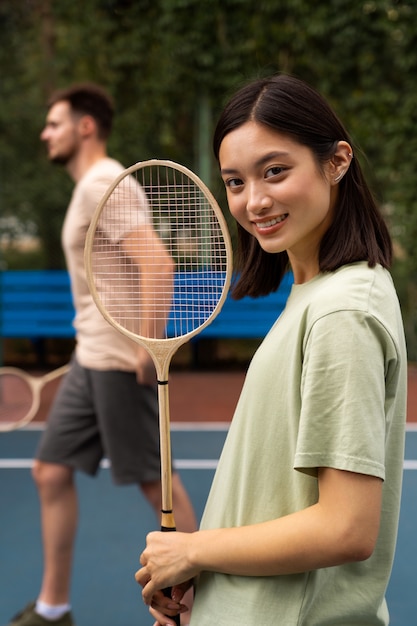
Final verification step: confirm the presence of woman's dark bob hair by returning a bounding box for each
[213,74,392,299]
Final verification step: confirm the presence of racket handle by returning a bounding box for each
[162,586,181,626]
[161,521,181,626]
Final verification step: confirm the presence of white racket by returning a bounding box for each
[0,364,70,431]
[84,159,232,615]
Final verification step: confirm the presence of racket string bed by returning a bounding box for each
[0,372,32,424]
[0,365,70,431]
[89,162,230,342]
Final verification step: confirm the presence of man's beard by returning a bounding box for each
[49,152,72,166]
[48,142,78,166]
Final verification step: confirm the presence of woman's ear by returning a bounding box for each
[330,141,353,185]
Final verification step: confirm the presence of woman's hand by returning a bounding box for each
[136,530,198,605]
[136,584,192,626]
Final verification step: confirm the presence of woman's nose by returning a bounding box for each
[246,182,273,214]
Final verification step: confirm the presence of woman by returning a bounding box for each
[136,74,407,625]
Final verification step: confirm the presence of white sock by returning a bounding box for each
[35,600,71,620]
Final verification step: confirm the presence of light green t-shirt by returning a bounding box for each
[190,263,407,626]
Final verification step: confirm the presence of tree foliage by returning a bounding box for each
[1,0,417,352]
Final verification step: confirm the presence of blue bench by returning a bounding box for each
[0,270,75,340]
[0,270,292,362]
[172,271,293,339]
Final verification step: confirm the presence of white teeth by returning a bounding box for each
[257,215,287,229]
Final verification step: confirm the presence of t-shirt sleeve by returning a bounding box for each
[81,171,150,242]
[294,309,393,479]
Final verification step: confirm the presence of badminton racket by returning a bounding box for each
[0,364,70,431]
[84,159,232,617]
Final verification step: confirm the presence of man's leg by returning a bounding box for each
[140,472,197,532]
[171,472,198,533]
[32,461,78,604]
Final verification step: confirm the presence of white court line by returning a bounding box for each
[0,458,219,470]
[1,458,416,471]
[16,422,417,432]
[18,422,231,432]
[1,423,416,471]
[0,459,34,469]
[403,460,417,470]
[0,423,227,470]
[101,458,219,470]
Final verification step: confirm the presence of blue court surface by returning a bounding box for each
[0,423,416,626]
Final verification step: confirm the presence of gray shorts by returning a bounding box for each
[36,358,161,485]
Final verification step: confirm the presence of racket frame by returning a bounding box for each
[0,364,70,431]
[84,159,233,528]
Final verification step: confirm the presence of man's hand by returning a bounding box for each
[136,345,156,386]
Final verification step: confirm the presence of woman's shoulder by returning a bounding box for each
[309,262,397,319]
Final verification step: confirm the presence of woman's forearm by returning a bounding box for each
[188,469,381,577]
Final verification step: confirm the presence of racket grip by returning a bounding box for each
[162,586,181,626]
[161,521,181,626]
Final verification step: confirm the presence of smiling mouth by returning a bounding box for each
[255,215,288,230]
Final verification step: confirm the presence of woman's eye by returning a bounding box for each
[265,166,284,178]
[224,177,243,189]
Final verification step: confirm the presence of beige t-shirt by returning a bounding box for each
[191,263,407,625]
[62,157,147,370]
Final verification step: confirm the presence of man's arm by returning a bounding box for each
[122,224,175,384]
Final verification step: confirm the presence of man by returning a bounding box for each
[9,83,196,626]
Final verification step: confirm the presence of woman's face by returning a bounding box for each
[219,121,339,283]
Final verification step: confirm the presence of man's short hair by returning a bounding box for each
[47,83,114,140]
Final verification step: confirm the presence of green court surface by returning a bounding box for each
[0,424,416,626]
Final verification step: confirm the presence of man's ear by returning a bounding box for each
[78,114,96,138]
[330,141,353,185]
